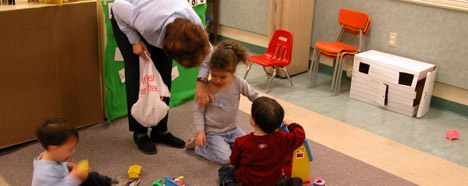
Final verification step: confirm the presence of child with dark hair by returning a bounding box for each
[32,118,123,186]
[218,97,305,186]
[185,40,261,165]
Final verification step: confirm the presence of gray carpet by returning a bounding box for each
[0,101,417,186]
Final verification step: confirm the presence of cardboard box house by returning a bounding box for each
[350,50,437,118]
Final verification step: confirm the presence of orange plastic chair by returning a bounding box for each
[308,8,370,94]
[243,29,294,93]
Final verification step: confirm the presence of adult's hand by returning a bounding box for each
[195,81,215,108]
[133,40,149,60]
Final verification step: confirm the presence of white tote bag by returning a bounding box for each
[131,53,171,127]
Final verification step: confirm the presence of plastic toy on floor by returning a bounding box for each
[165,176,185,186]
[128,165,142,179]
[313,177,326,186]
[446,130,460,140]
[280,123,313,184]
[152,179,164,186]
[152,176,185,186]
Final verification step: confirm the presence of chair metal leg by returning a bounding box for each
[334,56,345,94]
[313,53,321,86]
[262,66,270,79]
[243,62,253,79]
[330,56,339,91]
[281,67,295,89]
[332,58,339,94]
[310,48,320,87]
[266,67,277,93]
[308,47,317,80]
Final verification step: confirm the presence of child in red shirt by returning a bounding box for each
[218,97,305,186]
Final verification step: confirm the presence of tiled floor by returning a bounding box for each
[235,61,468,168]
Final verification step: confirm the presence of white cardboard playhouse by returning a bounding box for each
[350,50,437,118]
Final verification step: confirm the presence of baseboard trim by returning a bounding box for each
[217,35,267,57]
[431,96,468,117]
[216,35,468,118]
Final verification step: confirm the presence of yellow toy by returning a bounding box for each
[128,165,142,179]
[280,124,313,184]
[291,140,313,184]
[76,159,89,175]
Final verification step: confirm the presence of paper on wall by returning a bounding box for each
[114,47,124,62]
[171,65,179,81]
[118,68,125,83]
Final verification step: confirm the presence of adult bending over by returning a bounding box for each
[112,0,213,154]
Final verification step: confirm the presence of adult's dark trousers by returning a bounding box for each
[111,14,172,134]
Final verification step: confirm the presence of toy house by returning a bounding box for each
[128,165,142,179]
[280,125,313,184]
[291,140,313,184]
[350,50,437,118]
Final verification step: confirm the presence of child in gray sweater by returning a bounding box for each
[186,40,260,164]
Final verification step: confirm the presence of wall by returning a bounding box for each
[216,0,269,35]
[212,0,467,114]
[312,0,468,90]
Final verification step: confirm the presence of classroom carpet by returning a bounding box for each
[0,101,416,186]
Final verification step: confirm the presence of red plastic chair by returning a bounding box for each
[308,8,371,94]
[243,29,294,93]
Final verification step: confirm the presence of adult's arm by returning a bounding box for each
[112,0,141,45]
[195,44,214,107]
[112,0,149,59]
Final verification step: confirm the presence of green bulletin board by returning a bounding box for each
[102,0,127,122]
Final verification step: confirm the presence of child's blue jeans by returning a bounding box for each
[195,127,245,164]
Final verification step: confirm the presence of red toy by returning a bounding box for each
[446,130,460,140]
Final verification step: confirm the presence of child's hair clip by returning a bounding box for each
[226,45,233,49]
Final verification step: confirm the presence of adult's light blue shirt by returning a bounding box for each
[112,0,212,78]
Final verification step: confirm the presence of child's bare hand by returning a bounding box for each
[282,119,293,127]
[67,161,77,171]
[195,131,206,147]
[69,165,89,182]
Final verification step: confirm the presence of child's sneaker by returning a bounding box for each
[185,136,197,150]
